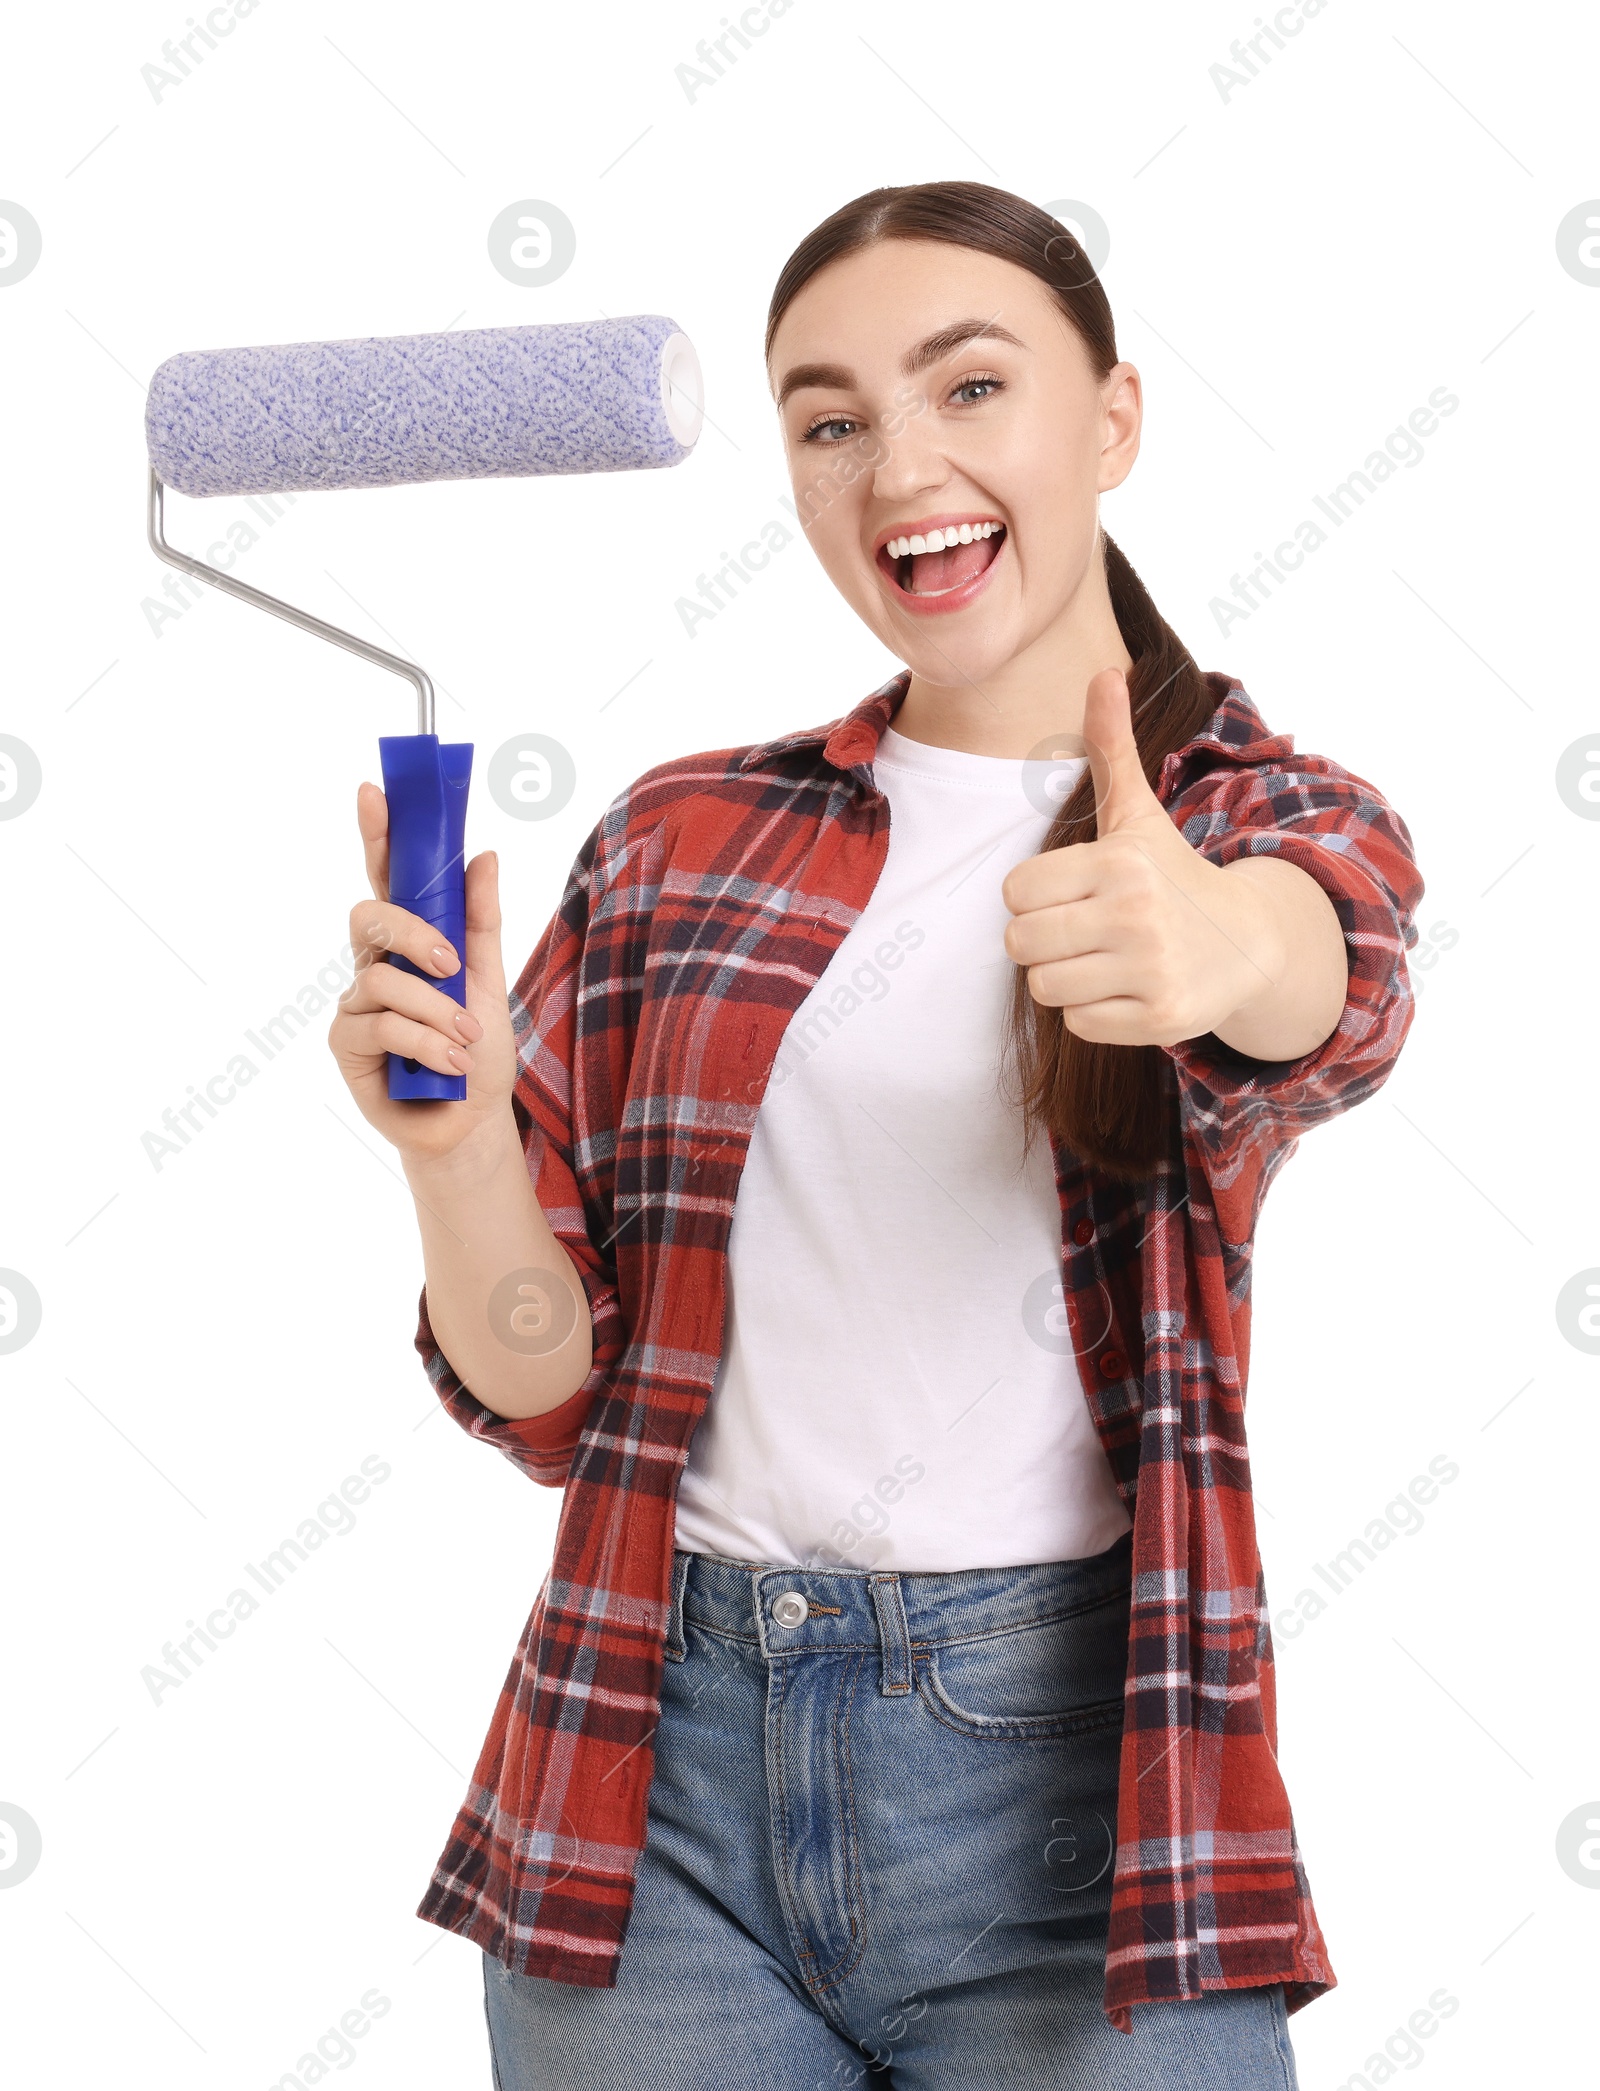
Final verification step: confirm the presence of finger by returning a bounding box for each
[336,949,482,1036]
[337,1007,473,1078]
[1019,950,1137,1010]
[1082,667,1162,839]
[356,780,390,903]
[347,897,461,981]
[1059,995,1157,1047]
[1000,839,1097,919]
[462,850,507,1005]
[1003,896,1108,969]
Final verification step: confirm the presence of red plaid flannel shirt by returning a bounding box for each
[411,668,1424,2031]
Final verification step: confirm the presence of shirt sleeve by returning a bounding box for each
[1157,752,1425,1180]
[411,816,629,1489]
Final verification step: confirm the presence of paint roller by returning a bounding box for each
[144,315,704,1101]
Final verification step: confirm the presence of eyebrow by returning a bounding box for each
[773,317,1028,409]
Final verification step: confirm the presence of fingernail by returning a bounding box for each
[447,1047,472,1070]
[432,944,458,972]
[454,1009,481,1040]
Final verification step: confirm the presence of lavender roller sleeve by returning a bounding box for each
[144,315,704,496]
[144,315,703,1102]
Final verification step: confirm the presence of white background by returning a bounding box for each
[2,0,1595,2083]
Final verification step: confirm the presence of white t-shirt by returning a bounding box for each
[672,723,1134,1573]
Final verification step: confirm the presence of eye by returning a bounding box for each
[950,371,1004,407]
[799,413,860,445]
[797,371,1006,445]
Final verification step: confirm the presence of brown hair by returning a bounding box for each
[765,179,1222,1179]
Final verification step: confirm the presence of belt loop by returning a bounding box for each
[663,1549,692,1662]
[869,1573,912,1695]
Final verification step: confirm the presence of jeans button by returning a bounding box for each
[771,1590,809,1628]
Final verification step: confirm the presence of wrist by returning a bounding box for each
[1209,854,1347,1061]
[1209,857,1288,1032]
[400,1112,525,1198]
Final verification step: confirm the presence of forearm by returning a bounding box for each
[402,1115,595,1422]
[1207,855,1349,1062]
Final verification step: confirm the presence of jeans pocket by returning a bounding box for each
[916,1584,1130,1738]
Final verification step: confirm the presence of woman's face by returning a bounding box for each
[768,238,1141,694]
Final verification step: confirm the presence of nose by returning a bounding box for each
[853,381,949,506]
[870,424,951,509]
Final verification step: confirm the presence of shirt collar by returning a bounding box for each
[736,670,912,778]
[737,668,1298,796]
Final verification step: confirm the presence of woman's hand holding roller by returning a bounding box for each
[328,781,517,1164]
[328,782,594,1421]
[1002,668,1347,1062]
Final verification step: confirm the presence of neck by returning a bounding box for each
[889,559,1135,759]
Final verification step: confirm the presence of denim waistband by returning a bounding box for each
[664,1528,1133,1692]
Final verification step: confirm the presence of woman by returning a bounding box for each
[330,181,1423,2087]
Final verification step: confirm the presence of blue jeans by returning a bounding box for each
[482,1531,1301,2088]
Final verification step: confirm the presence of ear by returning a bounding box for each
[1097,362,1143,495]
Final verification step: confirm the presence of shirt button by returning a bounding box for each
[1072,1219,1094,1246]
[771,1591,809,1628]
[1098,1349,1129,1379]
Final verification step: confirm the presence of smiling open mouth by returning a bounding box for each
[876,523,1007,599]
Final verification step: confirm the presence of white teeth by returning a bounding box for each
[883,520,1002,559]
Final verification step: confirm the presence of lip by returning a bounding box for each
[872,512,1008,619]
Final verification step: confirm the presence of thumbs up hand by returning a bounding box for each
[1001,667,1290,1051]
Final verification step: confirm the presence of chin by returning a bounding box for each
[894,620,1026,690]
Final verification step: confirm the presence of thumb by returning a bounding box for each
[1082,667,1160,838]
[463,849,507,996]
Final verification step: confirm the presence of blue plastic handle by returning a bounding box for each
[377,733,474,1102]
